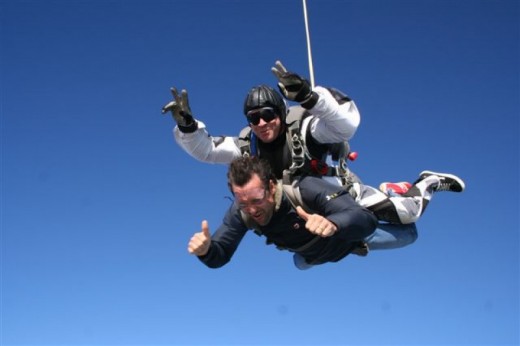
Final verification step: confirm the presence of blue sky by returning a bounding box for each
[1,0,518,345]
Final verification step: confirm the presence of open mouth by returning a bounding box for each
[258,129,270,137]
[252,212,263,222]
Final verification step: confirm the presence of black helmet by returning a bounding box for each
[243,85,287,122]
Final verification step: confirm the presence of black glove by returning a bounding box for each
[161,87,197,133]
[271,60,318,109]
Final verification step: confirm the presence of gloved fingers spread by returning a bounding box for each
[271,66,282,80]
[180,89,190,109]
[277,82,288,95]
[271,60,288,79]
[170,87,181,103]
[161,100,176,114]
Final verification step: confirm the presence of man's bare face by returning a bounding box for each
[232,174,276,226]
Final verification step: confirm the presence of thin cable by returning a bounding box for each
[302,0,315,88]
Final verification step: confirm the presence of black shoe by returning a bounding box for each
[419,170,465,192]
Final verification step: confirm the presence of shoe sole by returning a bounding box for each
[419,170,465,192]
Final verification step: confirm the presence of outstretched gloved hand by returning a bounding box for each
[271,60,318,108]
[161,87,196,131]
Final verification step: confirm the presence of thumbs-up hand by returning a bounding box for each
[296,206,337,237]
[188,220,212,256]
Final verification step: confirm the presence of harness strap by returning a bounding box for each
[276,177,322,252]
[238,126,252,157]
[285,121,305,175]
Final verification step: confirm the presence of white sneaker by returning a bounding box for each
[419,171,465,192]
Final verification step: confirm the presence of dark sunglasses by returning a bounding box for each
[246,107,278,126]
